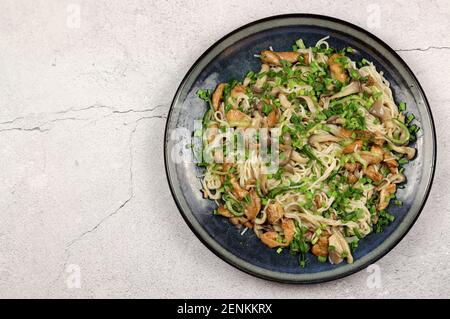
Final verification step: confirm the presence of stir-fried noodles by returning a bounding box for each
[195,37,419,266]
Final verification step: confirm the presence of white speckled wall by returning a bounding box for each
[0,0,449,298]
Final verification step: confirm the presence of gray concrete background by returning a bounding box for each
[0,0,449,298]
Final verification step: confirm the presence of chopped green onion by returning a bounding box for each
[318,256,327,263]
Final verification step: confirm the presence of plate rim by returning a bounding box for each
[163,13,437,283]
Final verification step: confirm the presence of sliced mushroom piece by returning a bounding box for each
[279,145,293,166]
[329,81,361,100]
[283,164,295,174]
[388,143,416,160]
[328,229,353,264]
[253,64,269,92]
[298,95,317,114]
[326,115,345,125]
[389,173,406,184]
[259,174,268,194]
[309,133,342,148]
[283,132,292,145]
[369,98,392,123]
[278,93,292,109]
[291,151,309,164]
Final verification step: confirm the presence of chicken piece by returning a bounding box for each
[244,221,253,229]
[339,128,353,138]
[384,152,399,174]
[212,83,225,110]
[230,85,245,98]
[217,205,233,218]
[245,190,261,221]
[229,177,248,200]
[281,219,296,245]
[344,162,361,172]
[260,231,285,248]
[373,132,385,146]
[370,145,384,159]
[378,183,396,210]
[342,140,363,154]
[314,194,322,210]
[267,202,284,224]
[311,231,330,257]
[260,50,309,66]
[230,217,240,226]
[359,145,383,165]
[267,109,278,128]
[347,173,358,184]
[328,53,348,82]
[226,109,251,128]
[363,165,383,183]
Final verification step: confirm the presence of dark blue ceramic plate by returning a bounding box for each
[164,14,436,283]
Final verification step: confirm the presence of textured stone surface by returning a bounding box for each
[0,0,449,298]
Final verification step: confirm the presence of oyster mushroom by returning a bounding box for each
[309,132,342,148]
[278,93,292,109]
[254,64,269,92]
[279,144,293,166]
[388,143,416,160]
[369,98,392,123]
[329,81,361,100]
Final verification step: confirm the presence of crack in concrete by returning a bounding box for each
[0,117,88,133]
[49,115,163,292]
[0,104,168,133]
[0,126,50,133]
[65,120,137,250]
[396,46,450,52]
